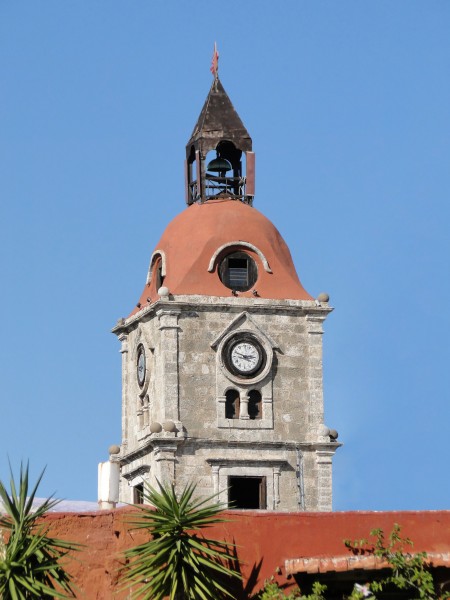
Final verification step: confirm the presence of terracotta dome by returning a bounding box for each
[131,199,313,315]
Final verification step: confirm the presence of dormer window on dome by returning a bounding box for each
[219,251,257,292]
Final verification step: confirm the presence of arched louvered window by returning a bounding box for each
[219,251,257,292]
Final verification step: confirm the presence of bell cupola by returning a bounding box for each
[185,49,255,205]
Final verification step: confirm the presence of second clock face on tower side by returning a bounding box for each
[137,345,146,387]
[223,336,265,378]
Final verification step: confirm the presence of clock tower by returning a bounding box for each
[112,71,341,511]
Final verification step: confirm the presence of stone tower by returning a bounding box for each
[112,73,340,511]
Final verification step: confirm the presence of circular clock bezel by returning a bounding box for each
[136,344,146,388]
[223,335,266,378]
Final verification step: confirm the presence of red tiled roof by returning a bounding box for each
[285,552,450,575]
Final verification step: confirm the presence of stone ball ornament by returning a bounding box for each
[317,292,330,303]
[158,286,170,298]
[318,424,330,437]
[108,444,121,455]
[150,422,163,433]
[329,429,339,440]
[163,420,176,432]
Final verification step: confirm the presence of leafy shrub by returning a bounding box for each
[345,524,450,600]
[253,578,327,599]
[121,481,241,600]
[0,462,79,599]
[254,525,449,600]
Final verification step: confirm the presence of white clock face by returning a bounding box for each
[230,342,260,373]
[137,348,146,387]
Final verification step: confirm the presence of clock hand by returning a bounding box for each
[235,352,253,360]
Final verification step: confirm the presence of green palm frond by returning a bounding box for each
[121,480,241,600]
[0,462,80,599]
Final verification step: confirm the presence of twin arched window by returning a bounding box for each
[225,389,261,420]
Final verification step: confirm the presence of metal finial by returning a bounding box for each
[210,42,219,80]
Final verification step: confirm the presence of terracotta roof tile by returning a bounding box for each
[285,552,450,576]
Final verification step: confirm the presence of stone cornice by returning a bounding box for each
[207,458,287,467]
[118,436,185,466]
[122,465,150,481]
[184,438,341,452]
[112,297,333,335]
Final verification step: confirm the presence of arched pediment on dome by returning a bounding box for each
[207,241,272,274]
[146,250,167,284]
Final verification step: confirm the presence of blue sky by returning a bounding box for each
[1,1,449,510]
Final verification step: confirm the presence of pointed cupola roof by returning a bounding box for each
[187,78,252,153]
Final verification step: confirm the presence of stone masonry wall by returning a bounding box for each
[116,297,337,509]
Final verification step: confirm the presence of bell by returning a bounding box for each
[206,157,232,173]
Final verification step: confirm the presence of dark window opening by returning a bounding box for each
[225,389,240,419]
[187,145,199,204]
[228,476,266,509]
[133,483,144,505]
[153,258,165,290]
[248,390,262,420]
[157,266,165,289]
[188,145,196,180]
[204,142,243,199]
[229,258,248,287]
[219,251,257,292]
[216,140,242,180]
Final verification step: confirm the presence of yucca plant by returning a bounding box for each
[122,481,241,600]
[0,462,79,599]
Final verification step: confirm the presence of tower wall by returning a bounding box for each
[115,296,338,511]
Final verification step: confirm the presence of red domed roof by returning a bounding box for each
[131,199,313,315]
